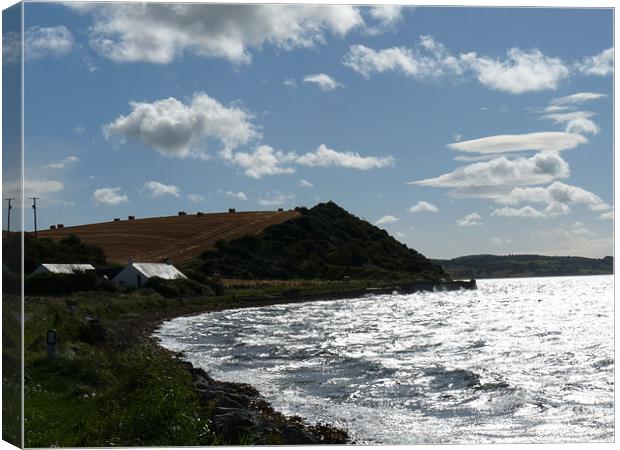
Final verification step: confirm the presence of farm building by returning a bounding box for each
[31,263,95,276]
[112,262,187,288]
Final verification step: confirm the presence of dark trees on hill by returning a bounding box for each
[198,201,446,281]
[3,234,108,274]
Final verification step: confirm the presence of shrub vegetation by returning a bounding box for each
[198,201,446,281]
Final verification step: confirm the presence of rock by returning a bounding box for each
[178,359,350,444]
[281,425,321,444]
[309,423,350,443]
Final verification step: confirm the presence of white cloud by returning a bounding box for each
[227,145,297,179]
[2,32,20,65]
[73,125,85,134]
[283,78,297,88]
[490,206,545,218]
[550,92,606,106]
[299,179,314,188]
[69,3,365,65]
[258,191,295,207]
[2,178,65,208]
[413,152,570,188]
[226,191,248,201]
[297,144,394,170]
[538,92,606,136]
[457,212,482,227]
[453,154,504,163]
[375,215,399,225]
[344,37,609,94]
[143,180,180,197]
[461,48,570,94]
[453,133,462,142]
[531,223,611,258]
[407,201,439,213]
[342,36,463,80]
[544,202,572,216]
[225,144,393,178]
[570,221,596,237]
[188,193,205,203]
[25,26,74,61]
[368,5,403,29]
[576,48,613,76]
[447,131,587,155]
[303,73,343,91]
[26,179,64,196]
[491,237,512,245]
[104,92,260,159]
[541,105,570,113]
[344,38,573,93]
[599,211,614,221]
[542,111,600,135]
[499,181,610,214]
[93,187,129,206]
[45,156,79,170]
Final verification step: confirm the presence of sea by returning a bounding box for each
[155,275,614,444]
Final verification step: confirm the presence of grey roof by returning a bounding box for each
[131,263,187,280]
[36,263,96,274]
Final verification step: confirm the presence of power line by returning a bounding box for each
[29,197,39,237]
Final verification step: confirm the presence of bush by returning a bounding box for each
[144,277,214,299]
[3,272,21,295]
[25,271,118,296]
[26,271,97,296]
[9,234,108,274]
[185,270,225,296]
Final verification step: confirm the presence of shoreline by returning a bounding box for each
[141,280,477,444]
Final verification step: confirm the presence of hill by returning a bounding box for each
[196,201,447,281]
[35,210,299,264]
[434,254,613,279]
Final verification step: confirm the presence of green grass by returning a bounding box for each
[23,291,231,447]
[3,294,22,447]
[25,345,212,447]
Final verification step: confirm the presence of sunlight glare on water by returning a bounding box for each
[155,276,614,444]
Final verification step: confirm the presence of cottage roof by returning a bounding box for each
[131,263,186,280]
[37,263,95,274]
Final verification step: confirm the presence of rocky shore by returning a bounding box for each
[177,359,349,444]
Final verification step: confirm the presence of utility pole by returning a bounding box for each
[5,198,13,237]
[29,197,39,237]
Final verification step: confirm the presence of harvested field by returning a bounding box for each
[36,210,299,264]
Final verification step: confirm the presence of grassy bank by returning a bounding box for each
[25,293,223,447]
[23,280,398,446]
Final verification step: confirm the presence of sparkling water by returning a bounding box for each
[155,276,614,444]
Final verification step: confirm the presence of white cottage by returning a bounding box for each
[112,262,187,288]
[31,263,96,276]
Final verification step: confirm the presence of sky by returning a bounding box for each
[5,2,614,259]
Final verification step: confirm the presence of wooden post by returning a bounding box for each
[47,329,57,360]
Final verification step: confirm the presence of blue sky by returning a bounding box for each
[11,3,614,258]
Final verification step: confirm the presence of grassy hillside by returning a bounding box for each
[35,210,299,264]
[434,254,613,279]
[196,201,447,281]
